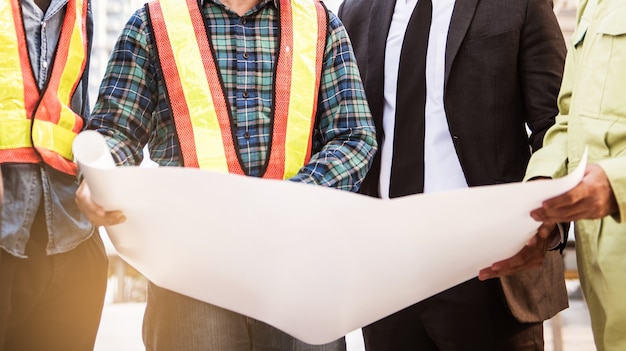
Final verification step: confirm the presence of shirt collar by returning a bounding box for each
[202,0,278,9]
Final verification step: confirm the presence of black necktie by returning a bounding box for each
[389,0,432,198]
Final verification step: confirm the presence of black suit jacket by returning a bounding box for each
[339,0,568,322]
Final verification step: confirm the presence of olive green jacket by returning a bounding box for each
[525,0,626,224]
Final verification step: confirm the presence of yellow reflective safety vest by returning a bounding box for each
[0,0,90,175]
[147,0,327,179]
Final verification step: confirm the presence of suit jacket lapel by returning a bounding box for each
[365,0,395,126]
[445,0,479,88]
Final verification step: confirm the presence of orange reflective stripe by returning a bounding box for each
[149,0,233,173]
[147,1,199,168]
[0,0,88,175]
[149,0,327,179]
[36,0,87,131]
[267,0,326,179]
[265,1,293,179]
[33,0,88,171]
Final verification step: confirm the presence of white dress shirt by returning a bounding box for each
[379,0,467,199]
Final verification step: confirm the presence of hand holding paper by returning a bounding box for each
[530,163,619,222]
[73,131,126,227]
[479,148,591,280]
[478,222,555,280]
[75,180,126,227]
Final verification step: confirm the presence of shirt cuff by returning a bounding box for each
[547,222,566,251]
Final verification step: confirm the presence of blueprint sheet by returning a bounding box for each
[74,131,585,344]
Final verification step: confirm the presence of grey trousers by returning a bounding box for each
[142,282,346,351]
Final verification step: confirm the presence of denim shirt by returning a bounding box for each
[0,0,94,258]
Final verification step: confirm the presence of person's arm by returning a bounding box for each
[76,8,156,225]
[521,0,567,157]
[87,8,158,167]
[524,23,581,182]
[479,0,567,279]
[288,12,377,192]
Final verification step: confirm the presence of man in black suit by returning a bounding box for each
[338,0,568,349]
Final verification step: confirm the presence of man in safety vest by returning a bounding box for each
[75,0,377,349]
[0,0,109,350]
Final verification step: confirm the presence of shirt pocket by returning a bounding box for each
[462,30,519,55]
[572,113,626,163]
[595,7,626,124]
[596,5,626,36]
[574,6,626,120]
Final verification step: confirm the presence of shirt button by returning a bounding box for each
[242,52,249,59]
[42,61,48,68]
[41,21,47,29]
[243,132,250,139]
[241,17,247,25]
[242,90,249,98]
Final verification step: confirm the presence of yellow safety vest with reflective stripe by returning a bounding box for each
[147,0,327,179]
[0,0,89,175]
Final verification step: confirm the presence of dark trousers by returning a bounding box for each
[363,278,544,351]
[0,208,108,351]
